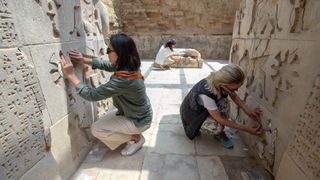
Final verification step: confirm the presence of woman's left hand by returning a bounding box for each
[248,108,263,121]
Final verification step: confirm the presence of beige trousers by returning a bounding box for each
[91,109,150,150]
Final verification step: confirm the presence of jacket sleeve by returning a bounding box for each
[92,57,116,72]
[75,77,123,101]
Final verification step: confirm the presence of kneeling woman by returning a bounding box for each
[180,64,262,148]
[61,33,152,156]
[154,39,201,69]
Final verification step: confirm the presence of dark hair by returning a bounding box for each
[164,38,176,51]
[110,33,141,71]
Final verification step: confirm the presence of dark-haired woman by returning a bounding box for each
[61,33,152,156]
[154,39,201,69]
[153,39,178,69]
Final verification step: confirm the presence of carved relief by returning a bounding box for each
[49,52,63,85]
[81,0,98,37]
[262,49,300,107]
[289,0,306,33]
[288,74,320,179]
[70,0,83,37]
[245,0,257,35]
[254,118,277,171]
[234,10,244,36]
[0,48,46,180]
[0,0,18,47]
[252,0,281,37]
[237,0,281,38]
[46,0,61,37]
[94,6,103,33]
[69,0,101,38]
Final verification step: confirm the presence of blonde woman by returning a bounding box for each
[180,64,262,148]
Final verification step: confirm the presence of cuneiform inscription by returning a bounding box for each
[288,74,320,179]
[0,0,18,47]
[0,48,46,180]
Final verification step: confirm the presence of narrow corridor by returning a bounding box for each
[71,60,272,180]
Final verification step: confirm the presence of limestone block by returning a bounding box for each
[233,0,320,41]
[27,45,71,125]
[0,48,46,180]
[275,152,309,180]
[12,0,74,44]
[28,42,108,127]
[276,0,320,40]
[19,153,62,180]
[0,0,108,179]
[231,1,320,176]
[286,74,320,180]
[20,113,92,180]
[9,0,104,45]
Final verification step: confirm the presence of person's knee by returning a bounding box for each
[91,122,100,137]
[91,122,109,137]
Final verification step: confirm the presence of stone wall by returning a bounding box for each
[0,0,111,179]
[102,0,241,59]
[230,0,320,179]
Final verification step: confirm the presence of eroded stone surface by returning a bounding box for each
[230,0,320,179]
[0,0,109,179]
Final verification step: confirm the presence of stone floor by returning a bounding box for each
[71,60,273,180]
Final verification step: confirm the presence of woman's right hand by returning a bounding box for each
[60,52,75,78]
[244,126,263,136]
[69,49,84,64]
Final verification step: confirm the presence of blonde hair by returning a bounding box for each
[206,64,245,95]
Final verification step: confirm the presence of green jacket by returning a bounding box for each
[75,57,153,127]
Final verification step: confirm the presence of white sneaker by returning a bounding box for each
[121,135,145,156]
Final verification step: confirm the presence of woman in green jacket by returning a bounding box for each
[61,33,152,156]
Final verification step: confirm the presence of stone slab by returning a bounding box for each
[140,153,200,180]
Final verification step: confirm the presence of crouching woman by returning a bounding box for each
[61,33,152,156]
[180,64,262,148]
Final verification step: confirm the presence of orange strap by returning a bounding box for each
[113,71,144,79]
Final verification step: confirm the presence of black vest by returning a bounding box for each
[180,78,227,139]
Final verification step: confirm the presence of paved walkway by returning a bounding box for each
[71,60,272,180]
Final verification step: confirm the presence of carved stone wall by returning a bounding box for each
[101,0,241,59]
[0,0,111,180]
[230,0,320,179]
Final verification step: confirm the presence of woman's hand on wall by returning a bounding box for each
[69,49,85,64]
[60,51,75,78]
[244,125,263,135]
[248,108,263,121]
[60,51,80,87]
